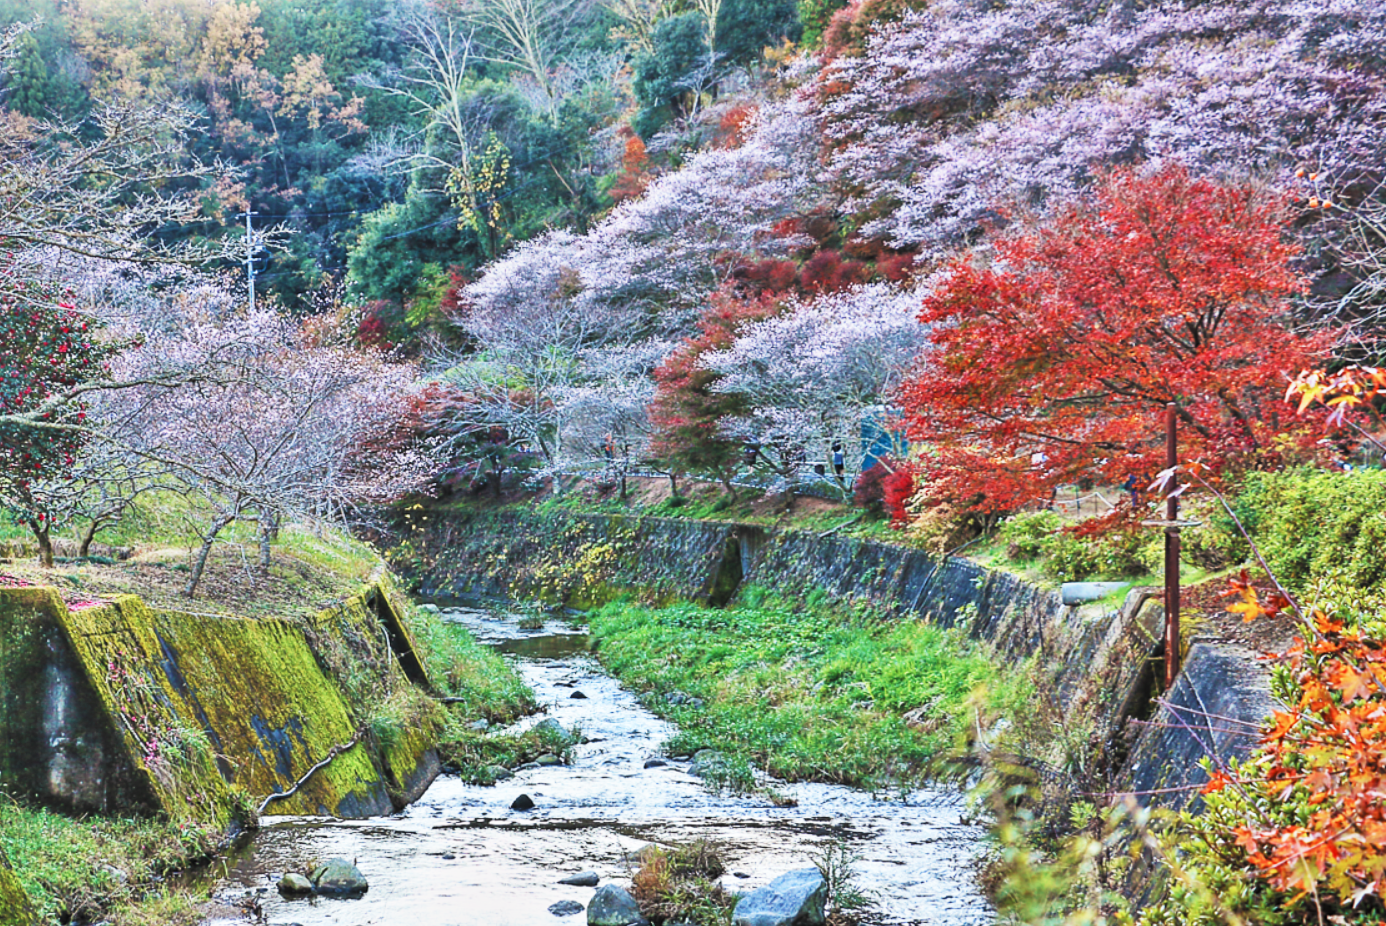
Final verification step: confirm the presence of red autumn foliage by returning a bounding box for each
[1286,364,1386,462]
[733,258,799,295]
[882,466,916,528]
[800,249,866,293]
[438,266,472,319]
[843,236,885,261]
[1202,575,1386,914]
[853,461,891,514]
[649,290,784,488]
[715,103,758,149]
[898,164,1337,513]
[356,301,395,350]
[610,128,653,204]
[821,0,924,61]
[855,459,914,525]
[876,250,917,282]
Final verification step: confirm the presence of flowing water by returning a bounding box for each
[204,604,993,925]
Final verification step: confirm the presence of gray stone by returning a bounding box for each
[643,758,667,769]
[277,873,313,896]
[419,603,441,614]
[98,864,129,885]
[586,884,649,926]
[1060,581,1129,606]
[469,718,491,732]
[665,692,688,705]
[570,691,588,699]
[511,793,536,811]
[688,749,727,779]
[732,869,827,926]
[310,858,368,897]
[537,754,564,766]
[558,871,600,887]
[685,697,706,710]
[485,765,514,781]
[534,718,567,737]
[550,900,586,917]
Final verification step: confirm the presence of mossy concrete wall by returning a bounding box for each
[0,577,440,828]
[414,507,1267,808]
[0,843,37,926]
[415,507,740,605]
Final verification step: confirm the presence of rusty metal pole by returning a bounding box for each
[1164,402,1181,690]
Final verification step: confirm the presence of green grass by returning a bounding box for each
[589,586,1018,790]
[436,721,580,783]
[0,799,215,926]
[401,604,536,723]
[397,602,574,782]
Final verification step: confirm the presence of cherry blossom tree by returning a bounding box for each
[813,0,1386,257]
[702,281,929,485]
[120,306,432,595]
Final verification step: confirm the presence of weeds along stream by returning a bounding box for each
[203,603,992,925]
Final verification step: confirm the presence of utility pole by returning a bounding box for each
[1163,402,1181,689]
[237,211,259,312]
[1143,403,1197,689]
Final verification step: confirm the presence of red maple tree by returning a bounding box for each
[898,164,1337,512]
[649,290,783,496]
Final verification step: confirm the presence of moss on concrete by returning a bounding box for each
[0,578,440,829]
[0,843,37,926]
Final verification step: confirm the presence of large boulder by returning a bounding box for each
[586,884,650,926]
[311,858,369,896]
[732,869,827,926]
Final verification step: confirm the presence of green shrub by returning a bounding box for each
[1000,510,1063,560]
[1041,532,1103,581]
[1235,468,1386,597]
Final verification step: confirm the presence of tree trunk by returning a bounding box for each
[78,520,99,559]
[258,510,280,578]
[29,520,55,568]
[667,472,680,501]
[258,523,273,578]
[185,516,235,598]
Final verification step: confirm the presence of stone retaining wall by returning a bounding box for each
[416,506,1272,809]
[0,575,439,830]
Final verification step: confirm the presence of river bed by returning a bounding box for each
[203,604,993,925]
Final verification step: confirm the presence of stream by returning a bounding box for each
[204,603,994,925]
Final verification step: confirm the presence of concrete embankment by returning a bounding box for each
[0,574,440,835]
[412,506,1272,810]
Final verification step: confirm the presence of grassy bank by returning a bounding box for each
[0,802,218,926]
[0,513,543,925]
[589,586,1027,791]
[402,603,580,782]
